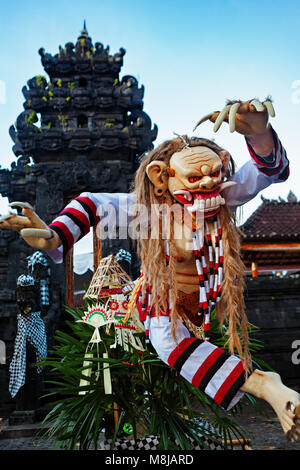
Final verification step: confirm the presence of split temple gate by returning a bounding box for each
[0,24,157,419]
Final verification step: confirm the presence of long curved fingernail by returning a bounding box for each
[8,201,33,210]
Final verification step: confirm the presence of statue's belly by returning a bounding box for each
[173,236,200,294]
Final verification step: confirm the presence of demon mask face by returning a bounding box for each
[146,145,234,219]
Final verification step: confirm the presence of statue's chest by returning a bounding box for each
[173,219,216,263]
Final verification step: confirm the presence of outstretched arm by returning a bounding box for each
[0,193,135,263]
[47,192,135,262]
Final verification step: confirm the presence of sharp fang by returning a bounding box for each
[174,190,192,201]
[219,181,237,192]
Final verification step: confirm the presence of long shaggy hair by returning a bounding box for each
[132,136,251,371]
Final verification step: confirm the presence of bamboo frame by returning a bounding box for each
[84,254,135,300]
[93,225,102,273]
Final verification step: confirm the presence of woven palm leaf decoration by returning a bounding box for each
[108,294,145,352]
[77,303,113,395]
[84,254,135,300]
[79,254,144,395]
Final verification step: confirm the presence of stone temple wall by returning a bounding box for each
[244,275,300,385]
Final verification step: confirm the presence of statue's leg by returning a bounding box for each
[241,370,300,441]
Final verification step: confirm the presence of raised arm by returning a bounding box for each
[193,98,289,210]
[226,126,289,209]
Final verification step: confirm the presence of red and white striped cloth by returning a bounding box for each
[146,315,245,410]
[48,192,135,261]
[245,127,289,182]
[227,127,289,210]
[49,195,99,257]
[135,280,245,410]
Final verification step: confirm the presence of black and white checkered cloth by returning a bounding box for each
[9,312,47,398]
[26,253,50,307]
[100,419,223,450]
[40,279,50,306]
[26,251,49,271]
[17,274,35,287]
[100,435,160,451]
[115,249,132,264]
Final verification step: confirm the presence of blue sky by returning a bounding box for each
[0,0,300,252]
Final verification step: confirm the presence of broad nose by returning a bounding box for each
[199,176,215,190]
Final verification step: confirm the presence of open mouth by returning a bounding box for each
[173,183,236,217]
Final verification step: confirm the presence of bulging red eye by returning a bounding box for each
[188,176,201,183]
[211,170,220,178]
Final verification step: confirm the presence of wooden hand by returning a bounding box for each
[0,201,60,251]
[193,98,275,136]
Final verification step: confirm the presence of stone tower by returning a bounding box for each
[0,23,157,417]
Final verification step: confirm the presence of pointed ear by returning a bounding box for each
[219,150,231,171]
[146,161,168,196]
